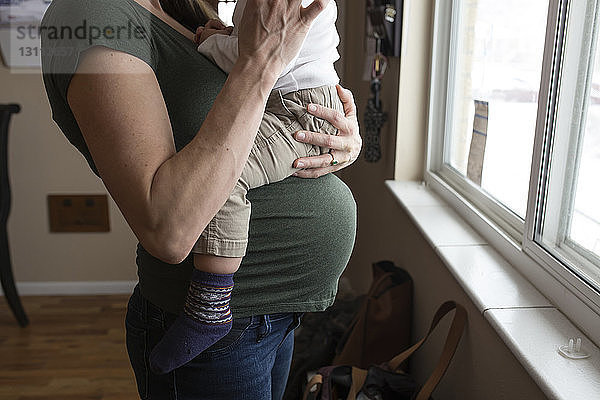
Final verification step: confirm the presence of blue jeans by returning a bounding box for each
[125,285,302,400]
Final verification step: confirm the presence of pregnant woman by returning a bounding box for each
[40,0,361,398]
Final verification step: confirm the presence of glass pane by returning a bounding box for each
[446,0,549,218]
[567,38,600,260]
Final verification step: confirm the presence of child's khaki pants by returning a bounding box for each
[193,85,343,257]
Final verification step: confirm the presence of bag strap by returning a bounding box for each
[386,301,467,400]
[346,367,369,400]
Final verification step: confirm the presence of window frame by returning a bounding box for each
[426,0,600,344]
[533,0,600,293]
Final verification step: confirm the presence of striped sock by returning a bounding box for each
[149,270,234,375]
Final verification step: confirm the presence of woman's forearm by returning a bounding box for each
[145,60,279,263]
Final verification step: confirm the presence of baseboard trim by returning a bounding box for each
[0,281,138,296]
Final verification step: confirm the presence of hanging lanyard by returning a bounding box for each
[364,37,389,163]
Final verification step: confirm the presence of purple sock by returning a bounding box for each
[149,269,234,375]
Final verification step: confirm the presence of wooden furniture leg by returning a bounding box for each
[0,104,28,327]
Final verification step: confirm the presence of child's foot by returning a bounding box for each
[149,270,234,374]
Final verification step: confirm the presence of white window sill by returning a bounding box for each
[385,180,600,400]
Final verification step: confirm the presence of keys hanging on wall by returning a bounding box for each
[364,38,388,163]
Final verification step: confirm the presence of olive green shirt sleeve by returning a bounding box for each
[41,0,154,175]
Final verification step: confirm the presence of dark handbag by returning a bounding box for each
[303,301,467,400]
[334,261,413,369]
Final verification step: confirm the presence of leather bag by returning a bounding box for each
[334,260,413,369]
[303,301,468,400]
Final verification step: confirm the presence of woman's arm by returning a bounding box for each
[67,0,327,264]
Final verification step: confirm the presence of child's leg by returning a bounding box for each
[149,178,251,375]
[192,254,242,274]
[148,255,241,375]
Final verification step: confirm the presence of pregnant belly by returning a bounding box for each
[231,173,357,316]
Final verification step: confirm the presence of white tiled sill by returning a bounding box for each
[385,180,600,400]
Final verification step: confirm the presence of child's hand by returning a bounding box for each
[194,19,234,45]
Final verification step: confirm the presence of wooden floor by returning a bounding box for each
[0,295,139,400]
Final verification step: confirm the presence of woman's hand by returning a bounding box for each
[236,0,328,77]
[292,85,362,178]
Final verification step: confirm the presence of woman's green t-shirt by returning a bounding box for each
[40,0,357,317]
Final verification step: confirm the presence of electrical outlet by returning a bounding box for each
[47,194,110,232]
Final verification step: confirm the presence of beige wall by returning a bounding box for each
[0,66,138,282]
[335,0,403,294]
[337,1,547,398]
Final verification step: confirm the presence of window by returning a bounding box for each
[217,0,236,27]
[428,0,600,338]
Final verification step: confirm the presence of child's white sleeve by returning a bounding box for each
[197,34,239,74]
[281,51,300,78]
[198,32,299,80]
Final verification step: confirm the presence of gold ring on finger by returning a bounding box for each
[329,152,339,166]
